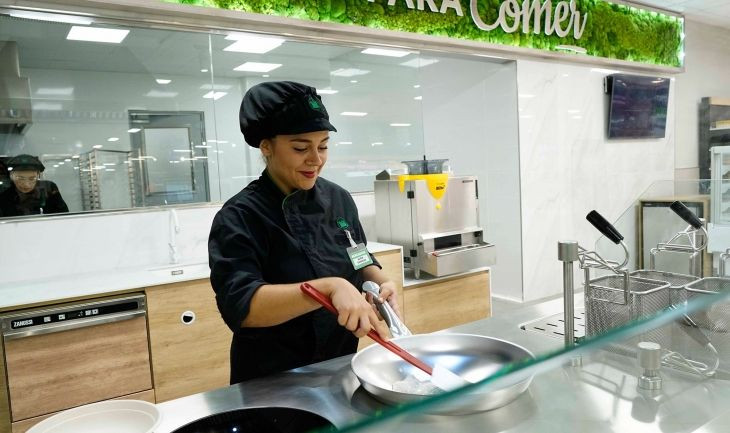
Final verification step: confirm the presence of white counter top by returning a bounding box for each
[0,243,402,312]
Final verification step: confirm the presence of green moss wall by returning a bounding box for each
[163,0,683,67]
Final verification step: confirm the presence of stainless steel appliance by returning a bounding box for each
[374,174,495,278]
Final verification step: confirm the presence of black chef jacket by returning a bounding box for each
[208,169,379,384]
[0,181,69,217]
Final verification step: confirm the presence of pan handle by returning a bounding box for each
[586,210,624,244]
[670,201,703,230]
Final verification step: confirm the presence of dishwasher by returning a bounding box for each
[0,294,153,428]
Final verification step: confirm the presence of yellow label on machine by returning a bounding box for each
[397,174,449,207]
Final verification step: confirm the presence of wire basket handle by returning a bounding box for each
[584,210,630,270]
[668,201,709,251]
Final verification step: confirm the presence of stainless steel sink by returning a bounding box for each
[169,407,335,433]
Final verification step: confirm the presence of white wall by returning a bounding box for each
[674,19,730,179]
[419,59,523,300]
[517,59,676,301]
[0,205,218,285]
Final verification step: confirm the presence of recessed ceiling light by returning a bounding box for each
[341,112,367,117]
[413,84,421,88]
[371,142,384,146]
[201,69,209,73]
[173,149,192,153]
[9,10,94,25]
[203,91,227,100]
[390,123,411,127]
[32,102,63,110]
[234,62,282,72]
[36,87,74,96]
[93,144,103,149]
[400,58,439,68]
[316,89,339,95]
[350,80,358,84]
[103,163,116,166]
[53,164,59,168]
[362,48,411,57]
[338,141,353,145]
[64,158,71,162]
[107,137,119,142]
[413,96,422,100]
[127,128,141,133]
[195,145,213,149]
[223,33,284,53]
[330,68,370,77]
[72,155,80,159]
[262,74,270,78]
[67,26,129,43]
[156,79,172,85]
[145,90,179,98]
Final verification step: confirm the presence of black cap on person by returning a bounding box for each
[239,81,337,148]
[7,154,45,172]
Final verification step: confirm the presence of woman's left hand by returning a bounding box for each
[369,280,403,320]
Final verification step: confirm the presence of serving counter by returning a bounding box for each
[154,294,730,433]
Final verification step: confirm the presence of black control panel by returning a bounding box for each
[9,301,139,330]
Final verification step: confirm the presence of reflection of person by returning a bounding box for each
[0,154,69,217]
[209,81,401,384]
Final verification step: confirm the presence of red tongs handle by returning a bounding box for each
[300,282,433,375]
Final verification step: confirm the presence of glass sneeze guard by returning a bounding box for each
[316,179,730,433]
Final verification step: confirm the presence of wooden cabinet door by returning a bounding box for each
[146,280,231,402]
[404,271,491,334]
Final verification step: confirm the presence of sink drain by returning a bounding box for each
[520,309,585,341]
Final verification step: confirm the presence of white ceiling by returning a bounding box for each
[635,0,730,28]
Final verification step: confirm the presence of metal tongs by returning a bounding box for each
[362,281,412,338]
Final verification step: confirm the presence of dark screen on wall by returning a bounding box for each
[608,74,670,139]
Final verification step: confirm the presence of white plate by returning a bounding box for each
[27,400,161,433]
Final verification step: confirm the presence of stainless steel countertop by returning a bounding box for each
[155,295,730,432]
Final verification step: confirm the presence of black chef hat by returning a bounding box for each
[239,81,337,148]
[7,154,45,172]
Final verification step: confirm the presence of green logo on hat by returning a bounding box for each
[308,96,320,110]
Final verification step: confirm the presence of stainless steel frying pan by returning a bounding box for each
[350,333,535,415]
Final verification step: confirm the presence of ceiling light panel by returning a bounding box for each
[362,48,412,57]
[203,91,227,100]
[234,62,282,72]
[330,68,370,77]
[67,26,129,43]
[224,33,285,53]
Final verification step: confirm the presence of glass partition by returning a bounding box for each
[302,179,730,432]
[0,8,517,219]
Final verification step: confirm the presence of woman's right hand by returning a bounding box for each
[323,277,390,340]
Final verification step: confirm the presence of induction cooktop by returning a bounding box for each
[170,407,335,433]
